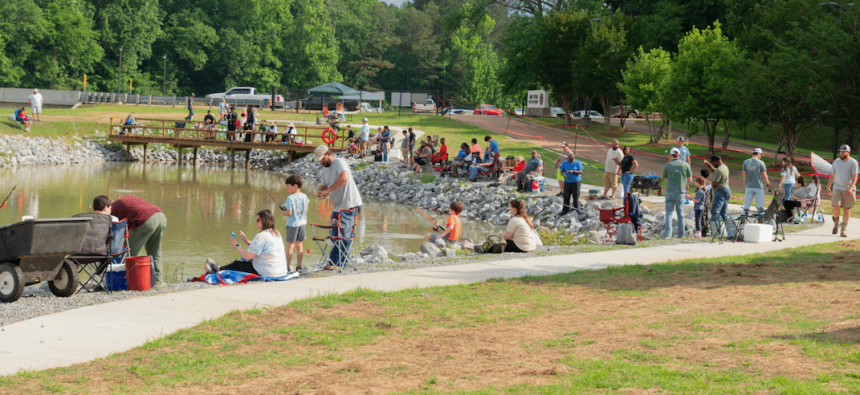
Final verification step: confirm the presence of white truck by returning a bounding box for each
[205,87,285,108]
[412,98,436,113]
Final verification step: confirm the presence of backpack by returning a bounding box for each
[615,223,636,245]
[777,209,791,223]
[175,122,186,129]
[482,235,506,254]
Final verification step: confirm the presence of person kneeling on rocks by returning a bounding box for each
[205,209,288,278]
[423,201,463,245]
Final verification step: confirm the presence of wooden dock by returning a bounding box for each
[108,118,346,168]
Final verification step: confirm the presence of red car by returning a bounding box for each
[473,104,503,116]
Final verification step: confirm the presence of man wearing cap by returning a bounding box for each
[827,144,858,237]
[314,145,363,269]
[742,148,771,215]
[705,155,731,224]
[672,136,691,165]
[517,150,544,192]
[601,139,624,199]
[358,118,370,158]
[663,147,693,238]
[552,142,573,196]
[28,89,43,122]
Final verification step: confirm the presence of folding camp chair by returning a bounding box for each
[476,153,501,181]
[308,207,360,273]
[598,194,642,244]
[68,217,130,293]
[761,191,786,242]
[796,196,822,223]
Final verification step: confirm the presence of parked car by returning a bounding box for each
[572,110,604,118]
[206,87,285,107]
[297,95,359,111]
[442,106,474,115]
[550,107,567,118]
[514,108,524,116]
[474,104,503,116]
[413,98,436,113]
[610,105,641,118]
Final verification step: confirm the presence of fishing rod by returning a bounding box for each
[415,208,445,232]
[0,185,16,209]
[249,171,281,207]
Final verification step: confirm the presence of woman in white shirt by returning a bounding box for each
[779,157,798,200]
[504,199,536,252]
[205,209,288,277]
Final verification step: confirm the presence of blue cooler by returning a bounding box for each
[105,263,127,291]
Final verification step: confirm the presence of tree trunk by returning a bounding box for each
[704,119,720,156]
[721,119,732,149]
[599,95,612,133]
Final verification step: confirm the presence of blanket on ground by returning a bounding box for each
[192,270,300,285]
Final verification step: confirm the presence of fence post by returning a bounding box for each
[124,93,129,104]
[148,95,152,106]
[172,96,176,108]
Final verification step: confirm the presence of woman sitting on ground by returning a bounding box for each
[205,209,288,277]
[503,199,537,253]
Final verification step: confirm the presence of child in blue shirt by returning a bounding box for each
[693,176,706,238]
[280,175,309,272]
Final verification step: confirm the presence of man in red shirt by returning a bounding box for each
[110,195,167,284]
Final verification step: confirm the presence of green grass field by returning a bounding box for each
[4,240,859,393]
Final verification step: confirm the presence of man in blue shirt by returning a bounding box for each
[483,135,499,163]
[671,136,692,166]
[379,126,391,162]
[358,117,370,158]
[559,153,584,215]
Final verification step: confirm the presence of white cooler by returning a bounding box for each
[744,223,773,243]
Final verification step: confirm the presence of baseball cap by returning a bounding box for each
[753,148,763,154]
[677,136,685,142]
[840,144,851,152]
[560,142,568,147]
[313,145,330,161]
[710,154,721,162]
[669,147,680,156]
[362,117,368,122]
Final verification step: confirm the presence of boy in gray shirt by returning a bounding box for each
[827,144,859,237]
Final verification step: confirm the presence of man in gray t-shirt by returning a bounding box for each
[826,144,859,237]
[742,148,771,214]
[314,145,363,268]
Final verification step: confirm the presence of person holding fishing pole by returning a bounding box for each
[422,201,464,244]
[314,145,363,269]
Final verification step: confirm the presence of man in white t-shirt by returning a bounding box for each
[827,144,859,237]
[315,145,363,269]
[28,89,43,122]
[601,139,623,199]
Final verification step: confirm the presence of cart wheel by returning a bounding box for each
[49,259,79,298]
[0,263,24,303]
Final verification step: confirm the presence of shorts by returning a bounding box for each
[557,168,564,181]
[831,189,856,209]
[284,226,306,243]
[603,172,618,188]
[429,233,449,244]
[416,157,426,165]
[31,105,41,114]
[358,140,367,151]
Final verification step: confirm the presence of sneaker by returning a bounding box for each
[24,128,29,133]
[556,192,563,196]
[205,258,220,274]
[832,218,840,235]
[36,119,42,122]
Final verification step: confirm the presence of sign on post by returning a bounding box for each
[527,90,548,108]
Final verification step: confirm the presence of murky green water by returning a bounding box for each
[0,163,498,282]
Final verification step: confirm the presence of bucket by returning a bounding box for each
[125,256,152,291]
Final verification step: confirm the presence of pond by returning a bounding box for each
[0,163,499,282]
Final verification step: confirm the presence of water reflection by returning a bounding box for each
[0,163,498,281]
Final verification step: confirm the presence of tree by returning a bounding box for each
[442,12,502,105]
[619,47,673,143]
[576,15,631,131]
[664,22,744,155]
[535,10,592,124]
[336,0,396,90]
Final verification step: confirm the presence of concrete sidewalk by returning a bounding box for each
[1,220,857,376]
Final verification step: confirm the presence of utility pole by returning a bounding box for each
[163,54,167,95]
[117,46,123,96]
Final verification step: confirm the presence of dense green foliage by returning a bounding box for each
[1,0,858,155]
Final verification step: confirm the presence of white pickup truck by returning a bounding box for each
[412,98,436,113]
[206,87,285,107]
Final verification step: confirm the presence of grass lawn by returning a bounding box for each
[5,240,859,393]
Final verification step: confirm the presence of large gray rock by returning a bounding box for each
[433,237,447,249]
[367,245,388,263]
[420,242,443,257]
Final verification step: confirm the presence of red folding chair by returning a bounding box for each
[598,193,643,244]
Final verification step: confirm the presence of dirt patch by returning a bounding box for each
[17,255,859,395]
